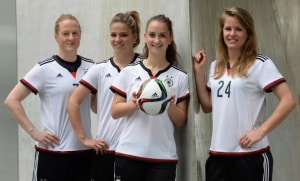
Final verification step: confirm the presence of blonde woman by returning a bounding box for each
[5,14,95,180]
[67,11,141,180]
[193,7,296,181]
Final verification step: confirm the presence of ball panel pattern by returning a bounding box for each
[136,78,171,115]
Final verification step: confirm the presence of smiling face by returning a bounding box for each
[222,16,248,52]
[144,20,173,56]
[110,22,137,54]
[55,19,81,56]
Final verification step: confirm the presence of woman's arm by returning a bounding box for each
[193,50,212,113]
[240,82,296,148]
[4,83,60,148]
[67,84,90,143]
[168,95,188,127]
[260,82,296,133]
[67,84,109,153]
[111,93,138,119]
[91,94,97,113]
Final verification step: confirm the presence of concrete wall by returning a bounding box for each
[6,0,299,180]
[0,0,18,180]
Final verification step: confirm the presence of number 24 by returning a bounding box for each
[217,80,231,98]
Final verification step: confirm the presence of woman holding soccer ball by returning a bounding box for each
[110,14,190,181]
[193,7,296,181]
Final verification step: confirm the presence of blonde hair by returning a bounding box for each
[54,14,81,34]
[110,11,141,48]
[215,7,258,78]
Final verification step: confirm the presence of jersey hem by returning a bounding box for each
[35,145,93,154]
[116,152,178,163]
[209,146,270,156]
[104,150,116,154]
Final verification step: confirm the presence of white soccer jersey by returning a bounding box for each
[80,54,141,151]
[207,54,285,155]
[110,60,190,162]
[21,55,94,151]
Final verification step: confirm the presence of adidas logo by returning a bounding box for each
[105,73,112,78]
[151,92,159,98]
[56,73,63,78]
[135,76,142,81]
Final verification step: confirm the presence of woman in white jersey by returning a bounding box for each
[4,14,95,181]
[110,14,190,181]
[67,11,141,181]
[193,7,296,181]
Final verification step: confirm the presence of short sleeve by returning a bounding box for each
[21,64,44,94]
[259,59,285,92]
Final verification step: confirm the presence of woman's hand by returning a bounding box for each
[30,129,60,149]
[239,127,266,149]
[192,50,207,72]
[111,92,138,119]
[82,138,109,155]
[131,91,139,112]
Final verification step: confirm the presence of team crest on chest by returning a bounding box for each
[83,68,89,75]
[164,75,174,87]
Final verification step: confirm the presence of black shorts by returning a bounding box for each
[33,148,93,181]
[114,155,177,181]
[91,151,115,181]
[206,149,273,181]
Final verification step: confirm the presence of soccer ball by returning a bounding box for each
[136,78,171,115]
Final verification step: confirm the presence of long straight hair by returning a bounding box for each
[215,7,258,78]
[142,14,180,67]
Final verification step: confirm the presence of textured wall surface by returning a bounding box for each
[0,1,18,180]
[14,0,299,181]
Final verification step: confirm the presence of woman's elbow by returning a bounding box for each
[67,97,77,113]
[201,106,212,113]
[289,96,297,110]
[110,107,120,119]
[198,99,212,113]
[175,120,187,128]
[172,113,187,128]
[4,98,9,107]
[4,96,15,109]
[111,113,118,119]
